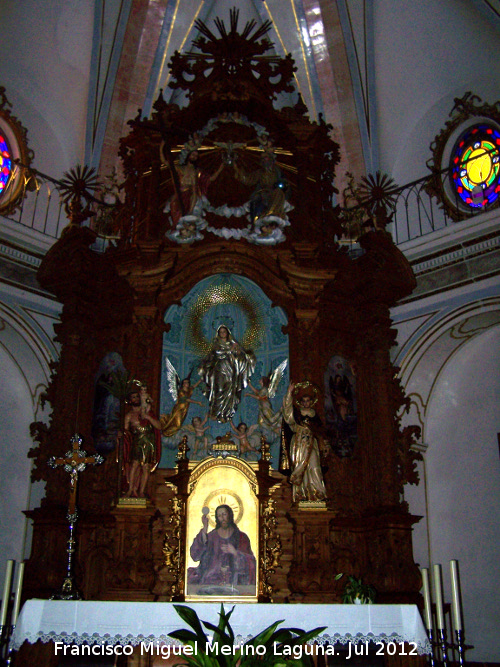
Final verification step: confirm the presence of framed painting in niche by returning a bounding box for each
[324,355,358,458]
[185,456,258,601]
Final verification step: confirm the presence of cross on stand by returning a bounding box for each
[48,434,103,600]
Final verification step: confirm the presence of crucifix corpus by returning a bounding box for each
[48,433,104,600]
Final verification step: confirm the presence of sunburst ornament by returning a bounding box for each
[59,164,98,205]
[59,164,99,226]
[357,171,398,215]
[168,8,296,102]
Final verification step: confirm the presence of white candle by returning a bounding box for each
[433,563,445,630]
[421,568,433,629]
[1,560,14,627]
[450,560,462,631]
[11,561,25,627]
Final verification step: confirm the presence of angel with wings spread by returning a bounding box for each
[246,359,288,435]
[160,358,203,438]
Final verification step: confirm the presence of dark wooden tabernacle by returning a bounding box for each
[25,10,422,607]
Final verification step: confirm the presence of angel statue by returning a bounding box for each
[160,358,203,438]
[246,359,288,435]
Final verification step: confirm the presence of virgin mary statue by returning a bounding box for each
[199,325,256,423]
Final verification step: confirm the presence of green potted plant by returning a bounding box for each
[342,575,376,604]
[168,603,327,666]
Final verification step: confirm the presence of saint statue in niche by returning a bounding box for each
[198,325,256,423]
[281,381,328,503]
[123,383,162,498]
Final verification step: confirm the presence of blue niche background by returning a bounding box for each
[160,273,288,467]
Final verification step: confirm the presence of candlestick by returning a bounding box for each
[11,561,25,626]
[450,559,462,632]
[455,629,466,667]
[438,628,449,667]
[433,563,445,630]
[0,560,14,628]
[421,567,433,630]
[427,627,437,667]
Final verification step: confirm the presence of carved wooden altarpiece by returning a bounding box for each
[26,10,422,608]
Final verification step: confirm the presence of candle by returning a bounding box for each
[433,563,445,630]
[450,560,462,631]
[421,568,433,629]
[1,560,14,628]
[11,561,25,627]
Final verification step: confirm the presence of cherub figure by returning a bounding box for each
[246,359,288,436]
[140,384,153,414]
[160,358,203,438]
[185,414,210,457]
[230,421,259,460]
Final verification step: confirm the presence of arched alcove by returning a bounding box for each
[160,273,289,467]
[396,295,500,438]
[0,300,57,569]
[405,325,500,662]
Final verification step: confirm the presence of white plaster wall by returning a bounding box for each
[0,348,41,565]
[0,290,60,610]
[406,325,500,662]
[0,0,94,175]
[373,0,500,184]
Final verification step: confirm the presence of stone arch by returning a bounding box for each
[395,295,500,442]
[0,299,59,565]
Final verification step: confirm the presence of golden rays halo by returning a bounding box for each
[292,380,320,408]
[203,488,244,528]
[186,281,264,356]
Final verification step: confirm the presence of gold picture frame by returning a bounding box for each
[185,456,259,601]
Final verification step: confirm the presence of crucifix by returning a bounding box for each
[48,433,103,600]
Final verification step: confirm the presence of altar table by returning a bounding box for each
[11,600,431,655]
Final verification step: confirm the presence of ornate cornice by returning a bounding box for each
[410,232,500,277]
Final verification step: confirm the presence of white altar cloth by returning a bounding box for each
[11,600,431,654]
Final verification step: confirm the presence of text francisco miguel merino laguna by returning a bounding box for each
[54,640,389,659]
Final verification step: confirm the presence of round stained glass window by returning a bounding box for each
[451,123,500,209]
[0,88,33,215]
[0,133,12,195]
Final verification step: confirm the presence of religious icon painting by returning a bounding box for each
[185,456,259,601]
[91,352,127,455]
[324,355,358,458]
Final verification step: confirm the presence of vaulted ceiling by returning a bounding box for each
[2,0,500,204]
